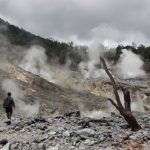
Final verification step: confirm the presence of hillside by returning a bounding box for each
[0,18,87,69]
[0,18,150,72]
[104,45,150,72]
[0,63,108,117]
[0,18,150,150]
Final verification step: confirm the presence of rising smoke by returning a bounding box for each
[81,109,110,119]
[78,43,108,79]
[19,46,54,82]
[114,90,145,113]
[0,23,147,120]
[116,49,145,79]
[0,32,26,69]
[19,46,81,88]
[1,79,39,116]
[131,92,145,112]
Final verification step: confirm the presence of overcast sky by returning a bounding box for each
[0,0,150,46]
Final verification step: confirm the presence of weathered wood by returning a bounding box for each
[122,88,131,113]
[100,57,142,131]
[79,118,110,128]
[100,57,124,110]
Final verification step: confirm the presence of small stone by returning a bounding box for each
[10,143,19,149]
[1,143,10,150]
[15,126,21,131]
[68,146,75,149]
[36,123,47,130]
[47,146,59,150]
[39,143,46,150]
[63,131,70,137]
[49,131,56,135]
[83,139,95,146]
[77,128,95,137]
[42,135,49,141]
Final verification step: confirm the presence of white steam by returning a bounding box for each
[116,49,145,79]
[79,43,108,79]
[131,92,145,112]
[20,46,53,82]
[1,79,39,116]
[78,102,111,119]
[108,90,145,113]
[81,110,110,119]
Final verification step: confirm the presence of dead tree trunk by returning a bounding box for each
[100,57,141,131]
[121,88,131,113]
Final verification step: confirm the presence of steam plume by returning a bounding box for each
[19,46,53,82]
[78,102,110,118]
[131,92,145,112]
[79,43,108,79]
[116,49,145,79]
[81,110,110,119]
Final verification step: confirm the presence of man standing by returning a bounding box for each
[3,92,15,120]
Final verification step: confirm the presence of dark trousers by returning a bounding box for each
[5,107,13,119]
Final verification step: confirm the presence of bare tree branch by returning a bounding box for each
[121,87,132,113]
[100,57,141,131]
[100,57,124,110]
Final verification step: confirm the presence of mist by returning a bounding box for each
[78,43,108,79]
[116,49,145,79]
[19,46,82,89]
[0,32,26,69]
[117,90,144,112]
[19,46,54,82]
[1,79,39,117]
[131,92,145,112]
[81,110,110,119]
[78,102,111,119]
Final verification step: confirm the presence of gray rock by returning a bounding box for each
[31,143,39,149]
[83,139,95,146]
[47,146,59,150]
[36,123,47,130]
[0,127,5,132]
[63,131,71,137]
[130,129,149,140]
[15,126,21,131]
[1,143,10,150]
[49,131,56,135]
[10,143,19,149]
[98,135,106,142]
[68,146,75,149]
[77,128,95,137]
[9,118,22,130]
[39,143,46,150]
[42,135,49,141]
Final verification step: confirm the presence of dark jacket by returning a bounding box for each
[3,96,15,108]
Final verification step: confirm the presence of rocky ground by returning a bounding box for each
[0,64,150,149]
[0,111,150,150]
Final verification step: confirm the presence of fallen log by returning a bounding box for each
[78,118,110,128]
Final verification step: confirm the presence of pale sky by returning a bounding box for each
[0,0,150,46]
